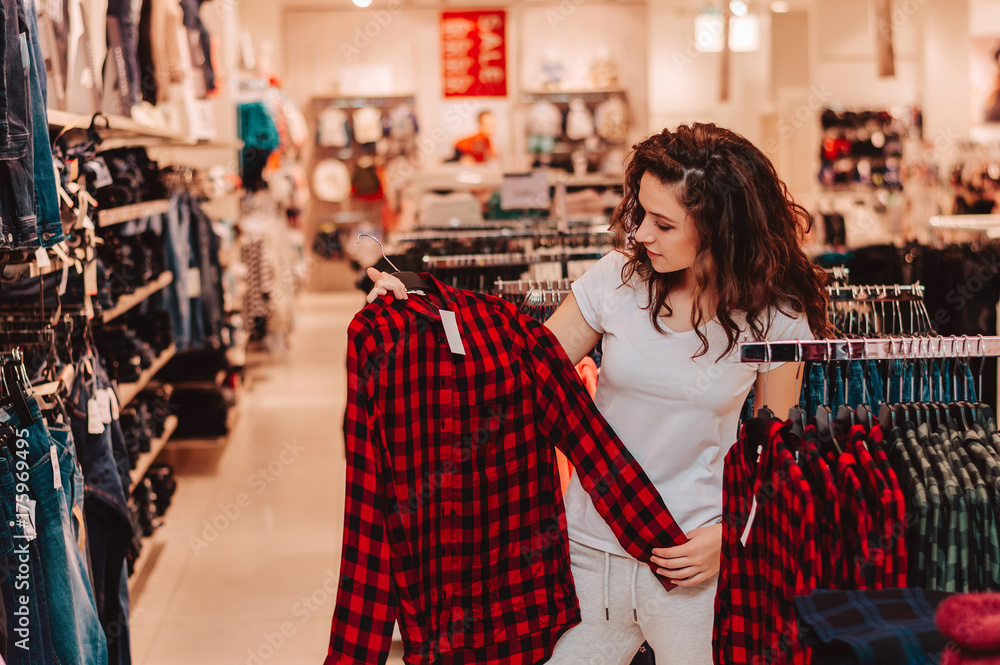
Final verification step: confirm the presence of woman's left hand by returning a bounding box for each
[650,524,722,587]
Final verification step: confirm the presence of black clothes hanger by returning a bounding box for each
[0,352,35,427]
[358,233,432,292]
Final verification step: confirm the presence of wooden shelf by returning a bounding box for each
[103,271,173,322]
[98,199,171,228]
[48,109,186,141]
[118,344,176,407]
[129,415,177,492]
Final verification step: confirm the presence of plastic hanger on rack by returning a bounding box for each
[787,342,808,439]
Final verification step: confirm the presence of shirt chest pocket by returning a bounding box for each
[464,356,523,479]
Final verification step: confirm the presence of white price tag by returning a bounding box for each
[84,260,98,296]
[740,496,758,547]
[438,310,466,356]
[34,247,51,268]
[15,495,37,541]
[49,446,62,490]
[87,397,104,434]
[97,389,112,424]
[188,267,202,298]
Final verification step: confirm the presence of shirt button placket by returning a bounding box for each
[439,346,457,596]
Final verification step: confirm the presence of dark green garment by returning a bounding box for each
[888,427,930,588]
[942,422,979,591]
[924,424,964,592]
[964,429,1000,590]
[903,423,942,589]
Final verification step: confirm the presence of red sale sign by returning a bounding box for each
[440,10,507,97]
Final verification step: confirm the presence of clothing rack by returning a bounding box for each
[738,336,1000,363]
[391,227,611,243]
[311,95,416,109]
[522,289,573,307]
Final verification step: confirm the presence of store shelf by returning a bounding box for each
[118,344,177,407]
[129,415,178,493]
[98,199,171,228]
[48,109,186,141]
[103,271,173,323]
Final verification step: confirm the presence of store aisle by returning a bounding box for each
[130,292,398,665]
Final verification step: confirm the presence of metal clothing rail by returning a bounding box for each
[494,278,576,296]
[423,248,607,269]
[738,336,1000,364]
[522,289,573,307]
[827,283,926,302]
[391,227,612,243]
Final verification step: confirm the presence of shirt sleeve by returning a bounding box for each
[326,320,397,665]
[756,306,815,372]
[525,314,688,590]
[570,250,628,335]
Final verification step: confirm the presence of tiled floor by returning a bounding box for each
[130,292,405,665]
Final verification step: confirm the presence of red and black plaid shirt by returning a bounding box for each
[327,274,687,665]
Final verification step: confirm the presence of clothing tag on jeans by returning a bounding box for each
[97,390,112,424]
[438,310,466,356]
[740,496,758,547]
[108,389,120,420]
[88,398,104,434]
[34,247,51,268]
[188,268,202,298]
[49,446,62,490]
[20,33,28,69]
[84,260,98,296]
[15,496,36,542]
[90,157,113,189]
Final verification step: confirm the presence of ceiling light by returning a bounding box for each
[353,0,373,7]
[729,0,749,17]
[770,1,790,12]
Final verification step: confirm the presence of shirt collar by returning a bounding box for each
[394,272,461,322]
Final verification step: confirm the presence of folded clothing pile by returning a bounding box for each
[795,588,953,665]
[937,593,1000,665]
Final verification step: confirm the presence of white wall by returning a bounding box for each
[646,0,773,147]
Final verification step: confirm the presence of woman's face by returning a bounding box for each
[634,172,701,275]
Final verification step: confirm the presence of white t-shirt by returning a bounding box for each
[563,250,814,557]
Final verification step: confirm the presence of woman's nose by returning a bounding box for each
[635,216,654,243]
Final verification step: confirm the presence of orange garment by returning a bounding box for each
[454,132,494,162]
[556,357,600,492]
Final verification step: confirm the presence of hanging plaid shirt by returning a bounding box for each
[327,274,687,665]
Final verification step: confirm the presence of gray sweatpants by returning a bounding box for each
[547,539,718,665]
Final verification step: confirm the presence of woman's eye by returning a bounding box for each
[656,224,673,232]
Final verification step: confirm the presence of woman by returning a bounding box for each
[366,123,832,663]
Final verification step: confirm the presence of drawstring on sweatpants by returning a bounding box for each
[603,551,611,620]
[630,560,639,622]
[602,552,640,623]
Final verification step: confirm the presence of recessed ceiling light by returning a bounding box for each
[353,0,373,7]
[770,1,790,13]
[730,0,749,17]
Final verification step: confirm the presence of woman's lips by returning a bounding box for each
[646,248,662,258]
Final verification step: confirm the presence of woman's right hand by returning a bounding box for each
[366,267,408,303]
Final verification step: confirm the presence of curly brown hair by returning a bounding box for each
[611,123,833,359]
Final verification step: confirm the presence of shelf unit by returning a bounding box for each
[118,344,177,407]
[98,199,172,228]
[129,415,178,493]
[102,271,173,322]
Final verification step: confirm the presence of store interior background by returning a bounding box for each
[119,0,1000,662]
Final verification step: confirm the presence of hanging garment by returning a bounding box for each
[352,106,383,145]
[238,102,280,191]
[594,96,629,145]
[526,101,562,139]
[327,273,688,665]
[565,98,594,141]
[386,105,418,156]
[317,107,350,148]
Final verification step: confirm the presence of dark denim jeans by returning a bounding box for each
[107,0,141,111]
[0,430,58,665]
[0,0,39,249]
[0,399,108,665]
[24,0,61,247]
[68,367,134,665]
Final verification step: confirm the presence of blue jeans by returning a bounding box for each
[23,0,61,247]
[0,399,108,665]
[0,0,38,249]
[157,195,192,350]
[0,430,58,665]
